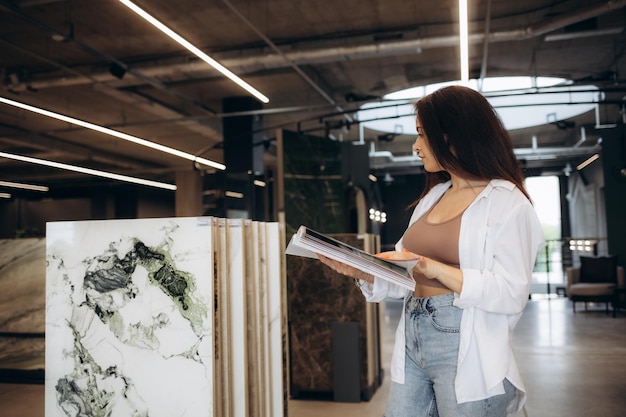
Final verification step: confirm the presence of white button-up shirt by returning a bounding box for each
[360,179,545,413]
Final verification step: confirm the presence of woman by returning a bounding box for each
[319,85,544,416]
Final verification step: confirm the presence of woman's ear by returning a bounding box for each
[445,136,459,157]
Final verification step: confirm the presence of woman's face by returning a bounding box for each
[412,117,443,172]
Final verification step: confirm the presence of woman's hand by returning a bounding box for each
[317,254,373,282]
[395,249,463,293]
[379,249,439,279]
[412,255,440,280]
[376,250,420,261]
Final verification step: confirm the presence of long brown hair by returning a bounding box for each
[414,85,530,202]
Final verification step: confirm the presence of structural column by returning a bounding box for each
[221,96,264,219]
[223,96,264,175]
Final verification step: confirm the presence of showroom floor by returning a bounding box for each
[2,296,626,417]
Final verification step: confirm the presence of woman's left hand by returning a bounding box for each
[388,248,439,280]
[376,249,419,261]
[412,254,439,280]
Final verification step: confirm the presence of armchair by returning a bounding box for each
[566,255,624,317]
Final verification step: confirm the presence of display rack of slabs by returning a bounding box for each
[45,217,286,417]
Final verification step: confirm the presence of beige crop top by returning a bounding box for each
[402,202,462,271]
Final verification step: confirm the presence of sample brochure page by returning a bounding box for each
[286,225,416,291]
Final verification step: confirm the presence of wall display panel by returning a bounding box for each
[280,129,346,236]
[0,238,46,380]
[277,128,380,403]
[0,238,46,334]
[45,217,214,417]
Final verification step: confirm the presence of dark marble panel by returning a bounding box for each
[288,234,381,400]
[282,130,345,236]
[0,238,46,375]
[0,238,46,334]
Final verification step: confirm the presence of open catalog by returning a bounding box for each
[286,225,416,291]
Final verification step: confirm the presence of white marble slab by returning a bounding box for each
[45,217,214,417]
[265,222,285,417]
[226,219,248,417]
[215,217,230,417]
[258,222,271,417]
[245,220,262,417]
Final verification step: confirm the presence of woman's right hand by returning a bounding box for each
[317,254,373,282]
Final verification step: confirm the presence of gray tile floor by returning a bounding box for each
[3,296,626,417]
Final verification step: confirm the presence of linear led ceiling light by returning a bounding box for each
[459,0,469,83]
[576,153,600,171]
[0,151,177,191]
[119,0,269,104]
[0,96,225,171]
[0,180,49,192]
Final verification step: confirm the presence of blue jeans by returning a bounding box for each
[384,293,515,417]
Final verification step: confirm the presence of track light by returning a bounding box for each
[0,151,177,191]
[119,0,269,104]
[576,154,599,171]
[225,190,244,199]
[0,96,225,171]
[459,0,469,83]
[0,180,49,192]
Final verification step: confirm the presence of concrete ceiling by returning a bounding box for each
[0,0,625,193]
